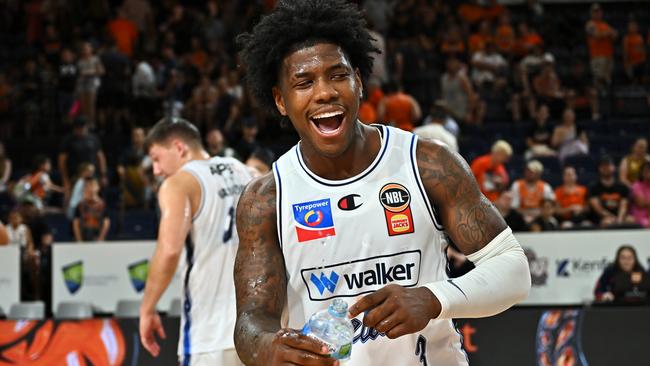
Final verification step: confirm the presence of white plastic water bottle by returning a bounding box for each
[301,299,354,361]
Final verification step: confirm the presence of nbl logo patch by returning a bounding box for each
[379,183,415,236]
[292,198,336,243]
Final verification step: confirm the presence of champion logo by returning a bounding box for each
[338,194,363,211]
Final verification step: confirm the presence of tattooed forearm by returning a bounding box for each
[417,140,506,254]
[234,173,286,365]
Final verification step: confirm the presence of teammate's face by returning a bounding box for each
[273,43,362,158]
[149,141,186,179]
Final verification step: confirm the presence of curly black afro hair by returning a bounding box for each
[237,0,379,116]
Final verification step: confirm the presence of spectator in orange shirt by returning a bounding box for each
[440,25,466,61]
[555,166,591,228]
[358,88,377,124]
[468,20,494,56]
[483,0,506,21]
[471,140,513,202]
[585,4,617,91]
[458,0,484,25]
[377,81,421,131]
[623,19,646,84]
[510,160,555,223]
[495,12,515,56]
[515,21,543,57]
[107,8,138,58]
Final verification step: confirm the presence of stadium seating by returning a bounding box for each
[115,300,142,318]
[55,302,93,319]
[8,301,45,320]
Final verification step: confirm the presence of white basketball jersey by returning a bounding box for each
[177,157,252,356]
[273,125,468,365]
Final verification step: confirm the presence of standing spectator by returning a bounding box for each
[413,102,458,153]
[132,56,157,126]
[530,199,559,232]
[525,105,556,159]
[551,108,589,163]
[585,4,617,91]
[510,160,555,223]
[619,137,650,187]
[622,19,646,85]
[442,57,484,125]
[58,117,108,198]
[533,59,565,115]
[57,48,78,126]
[377,81,421,132]
[14,155,64,211]
[555,166,590,229]
[595,245,650,304]
[107,8,138,58]
[67,163,96,219]
[98,39,131,133]
[72,178,110,242]
[117,127,148,209]
[564,61,600,120]
[471,140,512,202]
[588,155,635,228]
[0,141,11,193]
[77,42,104,129]
[630,162,650,228]
[494,191,529,232]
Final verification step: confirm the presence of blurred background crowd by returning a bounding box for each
[0,0,648,303]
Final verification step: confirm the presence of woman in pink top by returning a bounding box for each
[630,162,650,227]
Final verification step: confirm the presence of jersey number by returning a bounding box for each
[223,206,235,244]
[415,335,428,366]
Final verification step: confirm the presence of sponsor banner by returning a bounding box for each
[53,242,181,313]
[518,230,650,305]
[301,250,421,301]
[0,246,20,314]
[292,198,336,243]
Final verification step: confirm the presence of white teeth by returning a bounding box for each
[312,111,344,119]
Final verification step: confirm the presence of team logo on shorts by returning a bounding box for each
[379,183,415,236]
[292,198,336,243]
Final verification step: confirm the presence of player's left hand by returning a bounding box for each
[139,310,166,357]
[348,284,441,339]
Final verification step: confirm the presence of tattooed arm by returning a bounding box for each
[234,173,335,366]
[350,140,529,335]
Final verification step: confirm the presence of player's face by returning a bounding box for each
[149,142,184,179]
[273,43,362,158]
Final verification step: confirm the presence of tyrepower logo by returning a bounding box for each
[301,250,421,301]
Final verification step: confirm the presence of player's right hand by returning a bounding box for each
[139,311,166,357]
[264,328,339,366]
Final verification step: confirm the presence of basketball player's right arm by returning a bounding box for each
[234,174,336,366]
[139,175,193,357]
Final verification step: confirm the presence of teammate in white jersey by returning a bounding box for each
[139,118,252,366]
[233,1,531,365]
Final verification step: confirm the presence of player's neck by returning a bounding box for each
[185,149,210,163]
[300,123,380,181]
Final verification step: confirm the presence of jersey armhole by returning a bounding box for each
[272,162,284,249]
[182,169,206,222]
[409,134,444,231]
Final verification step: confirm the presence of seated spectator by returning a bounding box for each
[442,57,484,125]
[377,81,421,132]
[589,155,636,228]
[245,148,275,178]
[185,75,218,131]
[13,155,64,211]
[555,166,591,229]
[457,0,484,25]
[471,140,512,202]
[533,60,565,116]
[515,21,543,57]
[510,160,555,223]
[6,209,34,250]
[73,178,110,242]
[525,105,556,159]
[440,25,467,62]
[530,199,559,232]
[564,61,599,120]
[205,128,236,158]
[413,103,458,153]
[468,20,494,56]
[233,117,261,161]
[619,137,650,187]
[595,245,650,304]
[67,163,96,218]
[471,41,508,92]
[630,162,650,228]
[0,220,7,245]
[494,191,528,232]
[358,91,378,125]
[622,19,646,85]
[0,141,11,193]
[495,12,515,55]
[551,108,588,163]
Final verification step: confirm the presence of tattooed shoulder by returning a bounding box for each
[415,138,506,253]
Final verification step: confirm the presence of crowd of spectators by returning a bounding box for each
[0,0,648,302]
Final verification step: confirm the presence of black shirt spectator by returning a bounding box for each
[58,117,108,193]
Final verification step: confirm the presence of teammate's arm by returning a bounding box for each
[233,174,335,366]
[139,174,194,357]
[350,140,530,337]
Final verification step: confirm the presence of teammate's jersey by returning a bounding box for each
[177,157,252,356]
[273,125,468,365]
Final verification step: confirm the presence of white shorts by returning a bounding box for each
[180,349,242,366]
